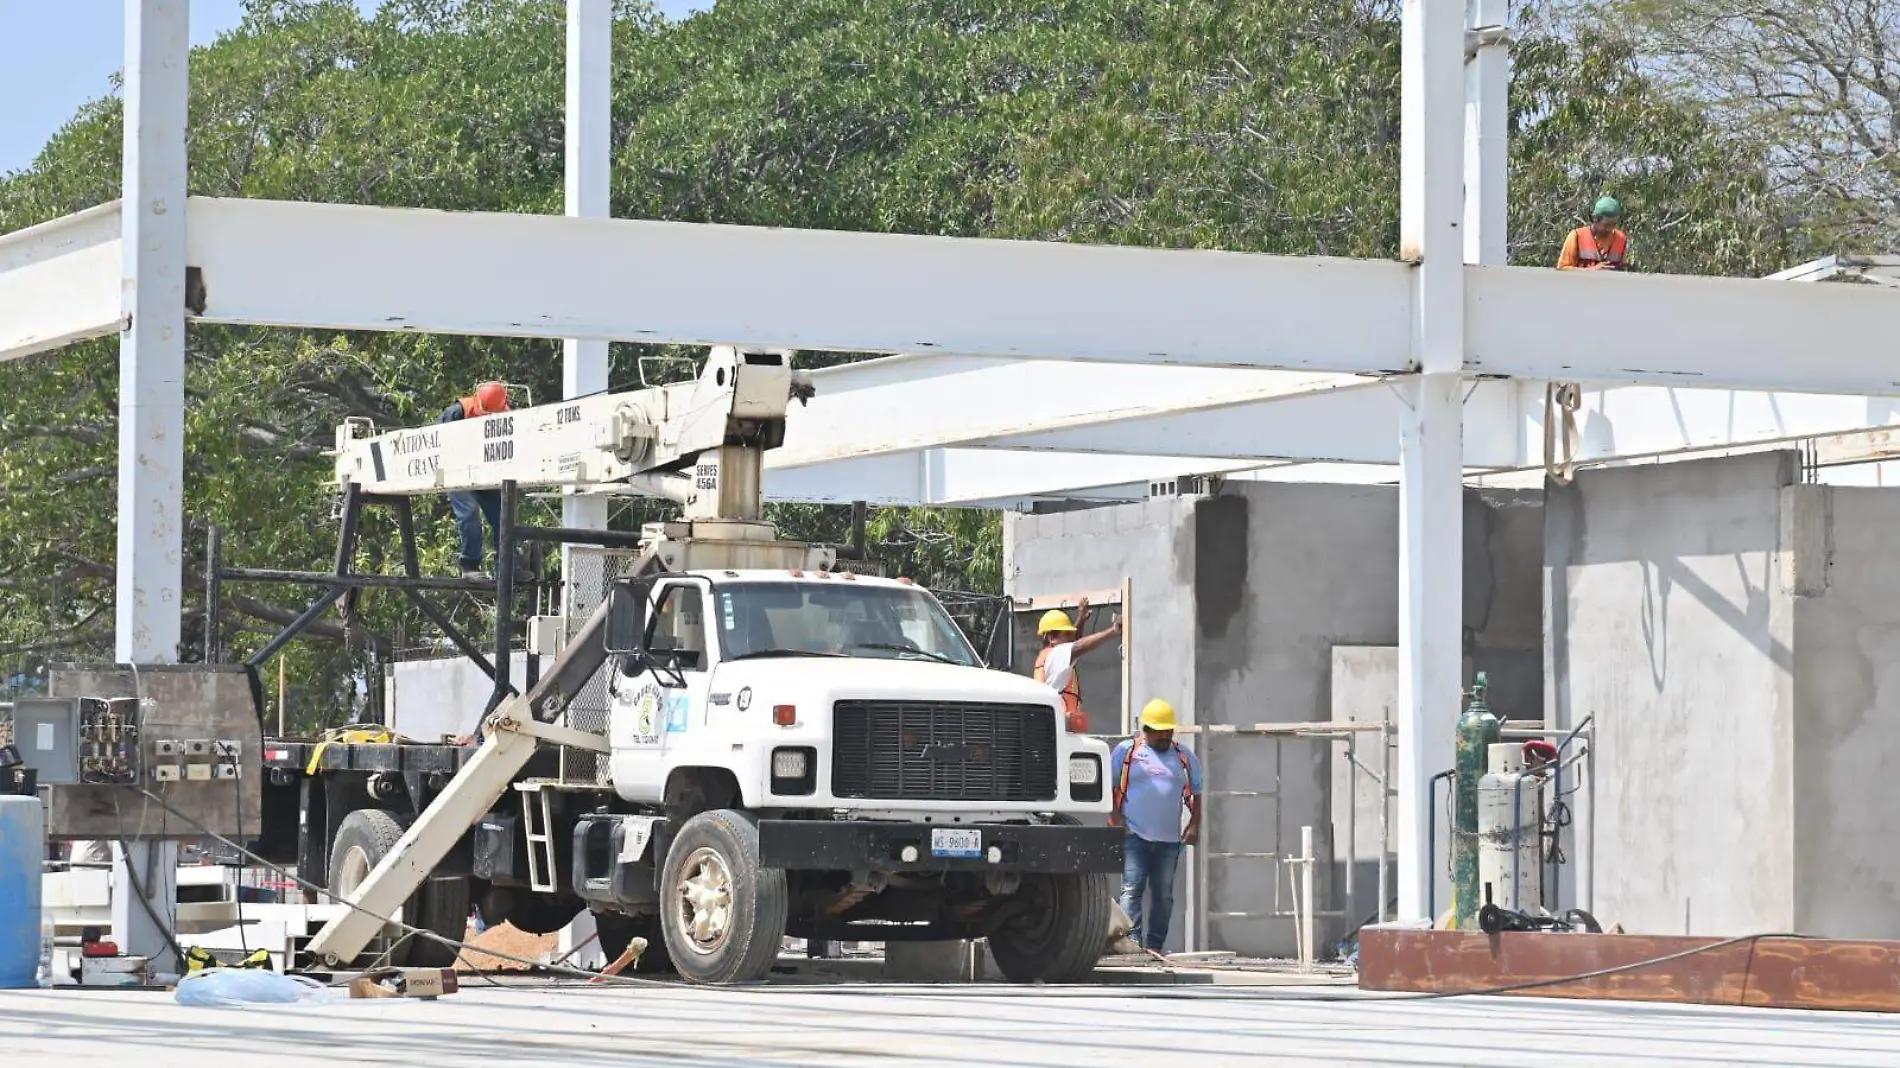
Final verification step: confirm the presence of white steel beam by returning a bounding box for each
[1469,265,1900,393]
[776,355,1521,468]
[1521,382,1900,469]
[183,196,1415,372]
[763,448,1269,506]
[560,0,612,614]
[115,0,190,975]
[0,201,126,362]
[169,195,1900,393]
[1396,0,1466,924]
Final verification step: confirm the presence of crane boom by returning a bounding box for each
[331,346,811,512]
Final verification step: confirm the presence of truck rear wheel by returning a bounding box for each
[986,871,1114,982]
[660,809,787,984]
[328,808,468,968]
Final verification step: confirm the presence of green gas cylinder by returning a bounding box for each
[1451,672,1500,929]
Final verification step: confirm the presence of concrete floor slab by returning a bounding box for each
[5,980,1900,1066]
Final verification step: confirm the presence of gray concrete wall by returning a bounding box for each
[1004,499,1198,736]
[1003,498,1198,951]
[1788,485,1900,938]
[1196,484,1399,956]
[1005,483,1543,958]
[1545,452,1798,936]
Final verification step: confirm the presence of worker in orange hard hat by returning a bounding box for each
[440,381,512,580]
[1033,597,1122,734]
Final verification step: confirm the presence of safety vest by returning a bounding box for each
[458,395,483,418]
[1114,739,1194,812]
[1573,226,1627,268]
[1035,645,1087,734]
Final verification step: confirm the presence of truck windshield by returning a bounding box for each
[714,582,982,668]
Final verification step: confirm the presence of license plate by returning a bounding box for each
[930,827,982,859]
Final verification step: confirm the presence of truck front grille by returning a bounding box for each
[830,700,1058,803]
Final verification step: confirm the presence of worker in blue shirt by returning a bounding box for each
[440,381,510,580]
[1110,698,1203,959]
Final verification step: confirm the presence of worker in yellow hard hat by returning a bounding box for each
[1033,597,1122,734]
[1110,698,1203,960]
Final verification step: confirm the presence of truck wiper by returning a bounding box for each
[727,648,847,661]
[853,642,956,664]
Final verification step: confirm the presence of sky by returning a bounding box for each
[0,0,703,176]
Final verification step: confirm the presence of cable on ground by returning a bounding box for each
[133,785,1812,1005]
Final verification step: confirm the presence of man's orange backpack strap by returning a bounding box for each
[1114,738,1194,812]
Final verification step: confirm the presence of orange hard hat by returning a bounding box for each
[474,381,510,414]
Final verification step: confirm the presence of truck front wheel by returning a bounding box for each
[660,810,787,984]
[986,871,1114,982]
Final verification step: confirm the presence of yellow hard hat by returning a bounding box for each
[1038,609,1078,635]
[1139,699,1178,731]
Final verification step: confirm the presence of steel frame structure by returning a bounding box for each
[6,0,1900,949]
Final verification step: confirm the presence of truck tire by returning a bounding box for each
[326,808,443,968]
[986,871,1115,982]
[659,809,787,984]
[404,875,472,969]
[595,911,673,974]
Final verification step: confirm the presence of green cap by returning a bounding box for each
[1593,196,1622,218]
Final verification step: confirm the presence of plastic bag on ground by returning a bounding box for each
[175,967,336,1007]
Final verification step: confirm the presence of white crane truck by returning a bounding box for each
[295,347,1122,984]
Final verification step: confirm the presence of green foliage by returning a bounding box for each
[0,0,1817,722]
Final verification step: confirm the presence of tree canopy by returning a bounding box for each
[0,0,1814,725]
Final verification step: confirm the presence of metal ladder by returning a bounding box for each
[516,783,559,893]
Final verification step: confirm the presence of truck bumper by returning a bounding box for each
[758,820,1124,875]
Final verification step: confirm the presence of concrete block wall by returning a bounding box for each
[1546,452,1800,936]
[1005,482,1544,957]
[1787,485,1900,938]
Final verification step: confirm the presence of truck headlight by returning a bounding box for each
[771,747,816,796]
[773,749,809,779]
[1069,755,1101,786]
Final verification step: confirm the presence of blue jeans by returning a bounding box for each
[1120,834,1183,951]
[449,489,502,570]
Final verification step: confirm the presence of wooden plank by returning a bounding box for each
[1119,576,1133,737]
[1359,928,1900,1013]
[1013,588,1124,612]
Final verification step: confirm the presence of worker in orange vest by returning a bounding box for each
[1033,598,1122,734]
[439,381,511,580]
[1557,196,1628,271]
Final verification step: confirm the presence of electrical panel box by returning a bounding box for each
[10,698,82,785]
[38,663,264,841]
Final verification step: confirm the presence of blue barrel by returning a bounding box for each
[0,795,45,988]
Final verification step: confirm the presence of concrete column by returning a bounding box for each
[114,0,190,973]
[560,0,612,617]
[1396,0,1467,924]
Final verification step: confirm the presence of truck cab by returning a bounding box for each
[571,569,1124,983]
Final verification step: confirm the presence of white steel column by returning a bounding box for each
[554,0,612,971]
[114,0,189,972]
[1464,0,1509,268]
[560,0,612,617]
[1397,0,1467,924]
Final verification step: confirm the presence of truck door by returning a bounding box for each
[609,577,714,792]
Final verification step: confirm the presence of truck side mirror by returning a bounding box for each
[605,579,648,655]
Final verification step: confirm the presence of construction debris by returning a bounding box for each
[452,923,556,972]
